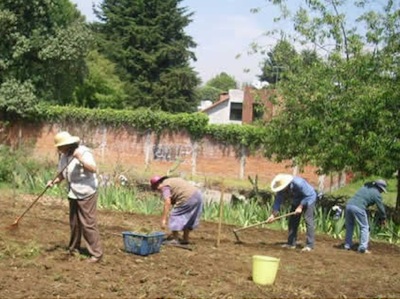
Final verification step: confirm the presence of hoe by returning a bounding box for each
[232,211,296,244]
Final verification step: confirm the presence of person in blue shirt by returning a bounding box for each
[267,174,317,252]
[344,179,387,254]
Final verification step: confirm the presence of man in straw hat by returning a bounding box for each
[343,179,387,254]
[47,131,103,263]
[267,173,317,252]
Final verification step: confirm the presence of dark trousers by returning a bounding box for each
[287,201,316,248]
[68,192,103,258]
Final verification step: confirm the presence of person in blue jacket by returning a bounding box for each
[344,179,387,254]
[267,173,317,252]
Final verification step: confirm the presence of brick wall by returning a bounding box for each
[242,87,276,124]
[3,121,346,192]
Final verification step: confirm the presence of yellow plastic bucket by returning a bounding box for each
[252,255,280,285]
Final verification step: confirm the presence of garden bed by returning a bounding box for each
[1,193,399,298]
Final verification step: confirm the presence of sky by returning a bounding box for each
[69,0,282,86]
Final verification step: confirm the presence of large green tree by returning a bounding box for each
[0,0,92,112]
[73,50,127,109]
[259,39,298,84]
[259,0,400,208]
[206,72,238,91]
[94,0,200,113]
[196,72,238,103]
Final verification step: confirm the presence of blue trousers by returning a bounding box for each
[345,204,369,251]
[287,201,316,248]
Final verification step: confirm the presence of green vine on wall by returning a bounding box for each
[31,104,268,149]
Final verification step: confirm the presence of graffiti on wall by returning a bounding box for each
[153,144,193,163]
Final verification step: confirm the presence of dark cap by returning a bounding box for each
[374,179,387,193]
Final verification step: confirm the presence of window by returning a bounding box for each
[230,102,242,121]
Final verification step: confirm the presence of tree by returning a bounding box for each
[195,72,238,103]
[0,79,38,119]
[196,85,221,103]
[258,0,400,208]
[73,50,127,109]
[94,0,200,113]
[0,0,92,106]
[259,39,298,84]
[206,72,238,91]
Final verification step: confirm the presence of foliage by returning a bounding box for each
[258,0,400,206]
[0,79,38,118]
[35,104,271,147]
[258,39,299,84]
[205,72,238,91]
[94,0,200,112]
[93,184,400,244]
[0,145,40,187]
[0,146,15,183]
[0,0,92,105]
[1,145,399,244]
[0,145,55,198]
[196,72,238,104]
[99,187,162,215]
[72,50,128,109]
[206,123,268,151]
[37,104,209,138]
[196,85,222,103]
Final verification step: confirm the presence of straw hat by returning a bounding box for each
[271,174,294,192]
[54,131,80,147]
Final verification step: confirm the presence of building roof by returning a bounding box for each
[201,95,230,113]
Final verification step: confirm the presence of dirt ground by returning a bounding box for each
[1,192,400,299]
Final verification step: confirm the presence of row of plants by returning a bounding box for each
[96,185,399,244]
[2,145,399,244]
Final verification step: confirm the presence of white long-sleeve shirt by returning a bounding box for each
[58,145,98,200]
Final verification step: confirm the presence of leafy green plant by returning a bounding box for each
[332,217,346,239]
[98,186,162,215]
[0,145,53,192]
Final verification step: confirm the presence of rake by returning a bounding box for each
[232,211,297,244]
[7,158,73,230]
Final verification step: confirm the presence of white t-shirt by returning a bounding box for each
[58,145,98,200]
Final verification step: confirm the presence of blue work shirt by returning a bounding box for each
[346,184,386,219]
[273,176,317,212]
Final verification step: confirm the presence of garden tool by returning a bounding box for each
[8,158,73,229]
[232,211,297,244]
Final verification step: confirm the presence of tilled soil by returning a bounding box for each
[1,191,399,298]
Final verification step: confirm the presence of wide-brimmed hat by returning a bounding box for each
[271,174,294,192]
[150,175,167,190]
[54,131,80,147]
[374,179,387,193]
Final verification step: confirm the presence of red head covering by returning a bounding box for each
[150,175,166,190]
